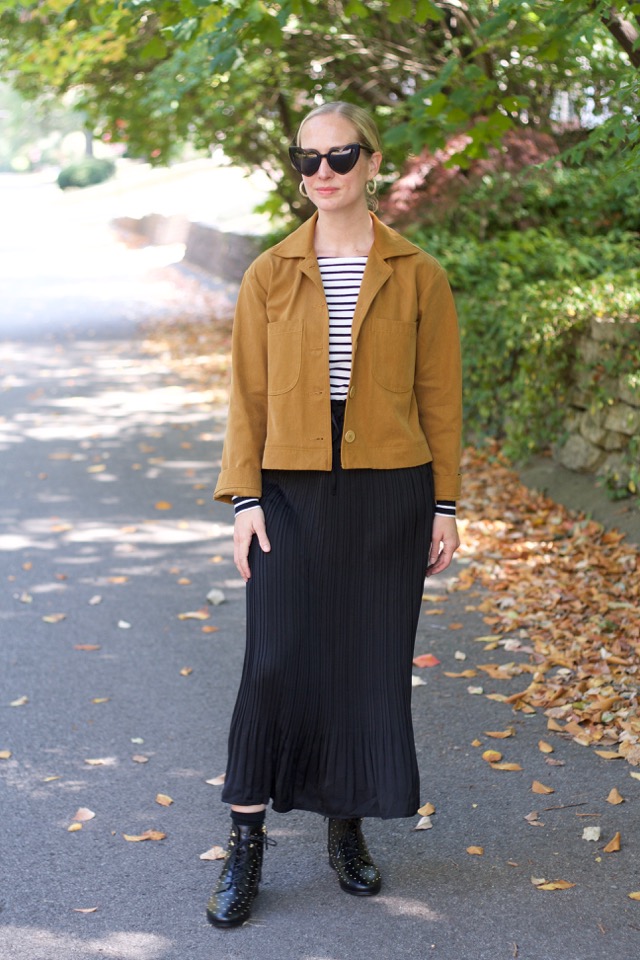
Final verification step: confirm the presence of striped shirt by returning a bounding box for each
[231,255,456,519]
[318,256,367,400]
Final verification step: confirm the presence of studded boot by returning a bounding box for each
[328,818,381,896]
[206,821,271,927]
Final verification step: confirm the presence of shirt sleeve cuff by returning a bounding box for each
[435,500,456,518]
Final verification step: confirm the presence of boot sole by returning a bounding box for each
[206,908,249,928]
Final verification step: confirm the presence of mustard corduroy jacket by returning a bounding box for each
[214,212,462,504]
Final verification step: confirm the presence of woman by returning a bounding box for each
[208,101,462,928]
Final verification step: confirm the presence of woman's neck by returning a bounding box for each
[314,208,374,258]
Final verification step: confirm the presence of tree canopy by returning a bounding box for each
[0,1,637,216]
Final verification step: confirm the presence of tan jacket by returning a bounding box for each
[214,213,462,503]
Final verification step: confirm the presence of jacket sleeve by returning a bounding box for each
[414,262,462,501]
[213,261,269,504]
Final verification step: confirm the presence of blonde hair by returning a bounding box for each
[295,101,382,210]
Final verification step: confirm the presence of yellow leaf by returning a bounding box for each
[482,750,503,763]
[484,728,514,739]
[84,758,112,766]
[628,892,640,901]
[200,845,226,861]
[485,693,508,702]
[471,738,482,747]
[201,625,219,633]
[538,740,554,754]
[424,608,445,616]
[443,669,477,678]
[155,501,172,510]
[595,750,623,760]
[603,832,621,853]
[177,610,210,621]
[491,762,523,771]
[42,613,66,623]
[535,880,575,891]
[630,772,640,781]
[107,576,129,584]
[547,718,563,732]
[68,823,83,832]
[177,578,191,585]
[87,464,106,473]
[467,846,484,855]
[72,907,98,913]
[606,787,624,805]
[91,698,110,704]
[0,750,12,760]
[417,802,436,816]
[43,775,61,782]
[155,793,174,807]
[123,830,166,842]
[532,781,554,795]
[180,667,193,676]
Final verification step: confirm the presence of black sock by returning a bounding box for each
[231,809,266,827]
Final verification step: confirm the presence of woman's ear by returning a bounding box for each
[368,151,383,179]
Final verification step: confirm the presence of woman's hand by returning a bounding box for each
[234,507,271,582]
[426,516,460,577]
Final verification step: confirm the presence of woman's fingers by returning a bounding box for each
[426,516,460,577]
[233,508,271,582]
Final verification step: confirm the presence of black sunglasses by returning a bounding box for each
[289,142,371,177]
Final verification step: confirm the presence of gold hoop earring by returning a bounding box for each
[298,181,308,198]
[366,179,377,196]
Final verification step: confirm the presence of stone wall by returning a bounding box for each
[554,317,640,490]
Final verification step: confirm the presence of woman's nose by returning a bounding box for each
[316,157,334,178]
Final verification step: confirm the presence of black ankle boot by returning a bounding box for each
[328,818,381,896]
[206,821,272,928]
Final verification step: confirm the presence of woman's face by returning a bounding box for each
[299,113,381,215]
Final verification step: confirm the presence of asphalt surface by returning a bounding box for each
[1,171,640,960]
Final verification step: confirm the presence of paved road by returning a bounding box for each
[1,173,639,960]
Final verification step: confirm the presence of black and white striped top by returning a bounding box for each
[318,256,367,400]
[231,256,456,519]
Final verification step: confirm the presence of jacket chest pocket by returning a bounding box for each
[372,318,417,393]
[267,318,303,395]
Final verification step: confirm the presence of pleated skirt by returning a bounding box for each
[221,401,435,819]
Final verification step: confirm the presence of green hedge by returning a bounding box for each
[406,161,640,491]
[57,157,116,190]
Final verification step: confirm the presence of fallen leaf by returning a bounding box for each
[42,613,66,623]
[87,464,106,473]
[538,741,554,754]
[177,610,210,621]
[201,625,219,633]
[471,738,482,747]
[180,667,193,677]
[155,794,173,807]
[443,669,477,678]
[485,693,508,702]
[84,758,112,766]
[91,698,110,704]
[454,650,467,660]
[534,879,576,891]
[132,755,149,764]
[18,591,33,603]
[482,749,503,763]
[484,728,514,739]
[524,811,541,825]
[10,696,28,707]
[595,750,623,760]
[582,826,601,842]
[155,501,172,510]
[418,802,436,817]
[206,774,226,786]
[88,595,102,605]
[206,588,226,605]
[108,576,129,584]
[606,787,624,805]
[448,623,464,630]
[200,846,226,861]
[43,775,61,782]
[628,892,640,901]
[118,620,131,629]
[630,772,640,781]
[491,762,523,771]
[72,907,98,913]
[467,846,484,855]
[68,823,83,832]
[123,830,166,842]
[177,578,191,585]
[467,686,484,695]
[532,781,554,795]
[414,815,433,830]
[72,808,96,822]
[603,832,621,853]
[74,645,101,651]
[547,718,564,732]
[0,750,12,760]
[424,608,445,616]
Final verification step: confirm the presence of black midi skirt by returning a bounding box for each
[221,401,435,819]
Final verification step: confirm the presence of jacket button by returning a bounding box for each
[344,430,356,443]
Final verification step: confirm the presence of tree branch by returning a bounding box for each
[600,4,640,68]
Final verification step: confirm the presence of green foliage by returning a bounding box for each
[0,1,638,216]
[56,156,115,189]
[406,161,640,492]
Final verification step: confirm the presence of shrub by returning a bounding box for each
[57,157,116,190]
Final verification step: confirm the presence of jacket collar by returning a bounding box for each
[272,211,418,261]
